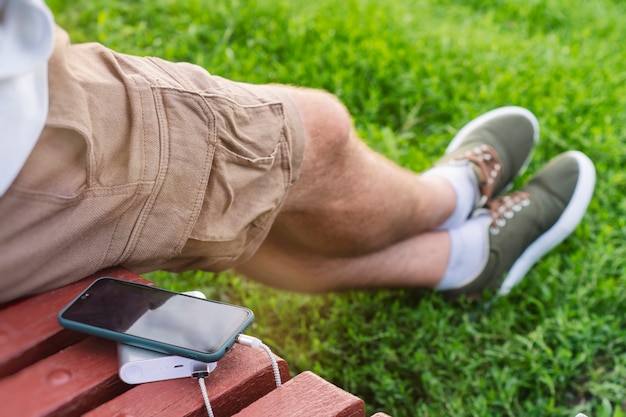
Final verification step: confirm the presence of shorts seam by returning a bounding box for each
[278,104,293,187]
[179,91,217,253]
[206,93,283,111]
[102,190,144,268]
[4,181,155,204]
[132,69,149,195]
[116,86,172,264]
[145,57,193,90]
[107,72,152,266]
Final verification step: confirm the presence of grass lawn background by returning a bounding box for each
[49,0,626,416]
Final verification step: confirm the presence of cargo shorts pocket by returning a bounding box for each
[188,93,291,260]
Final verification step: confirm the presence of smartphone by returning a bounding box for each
[58,277,254,362]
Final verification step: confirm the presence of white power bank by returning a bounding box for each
[117,290,217,384]
[118,343,217,384]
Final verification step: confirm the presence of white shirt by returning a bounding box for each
[0,0,54,196]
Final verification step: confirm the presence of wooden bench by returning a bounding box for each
[0,267,392,417]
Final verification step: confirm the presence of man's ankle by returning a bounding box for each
[423,162,480,230]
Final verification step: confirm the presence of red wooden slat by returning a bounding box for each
[0,267,150,378]
[233,371,365,417]
[0,337,129,417]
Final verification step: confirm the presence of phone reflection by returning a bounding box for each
[125,294,235,352]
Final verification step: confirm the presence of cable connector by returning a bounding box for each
[194,364,215,417]
[236,334,263,349]
[192,369,210,379]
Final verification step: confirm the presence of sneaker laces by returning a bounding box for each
[486,191,531,235]
[451,145,503,207]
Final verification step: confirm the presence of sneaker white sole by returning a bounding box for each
[498,150,596,295]
[446,106,541,189]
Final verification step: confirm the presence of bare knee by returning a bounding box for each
[278,87,356,209]
[283,86,354,165]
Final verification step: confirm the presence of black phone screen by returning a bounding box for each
[60,278,253,355]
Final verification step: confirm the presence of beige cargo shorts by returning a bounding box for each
[0,27,305,303]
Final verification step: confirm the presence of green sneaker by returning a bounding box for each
[443,150,596,298]
[439,106,540,207]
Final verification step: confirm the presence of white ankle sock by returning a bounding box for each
[423,162,480,229]
[436,213,491,291]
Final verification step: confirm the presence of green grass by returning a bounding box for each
[48,0,626,416]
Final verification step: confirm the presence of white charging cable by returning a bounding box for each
[236,334,282,388]
[193,334,282,417]
[192,367,215,417]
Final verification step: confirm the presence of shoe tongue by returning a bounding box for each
[470,164,488,208]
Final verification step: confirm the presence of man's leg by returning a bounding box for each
[237,86,594,297]
[237,86,457,292]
